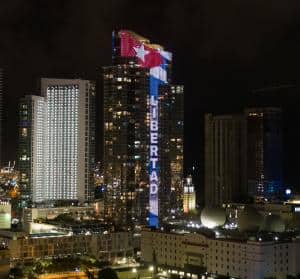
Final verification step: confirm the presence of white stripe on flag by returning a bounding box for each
[150,66,167,83]
[159,50,172,61]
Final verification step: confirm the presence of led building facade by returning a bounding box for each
[245,108,283,199]
[103,31,184,226]
[41,78,96,203]
[18,79,95,204]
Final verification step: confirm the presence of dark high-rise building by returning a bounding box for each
[103,65,149,225]
[204,114,246,207]
[159,85,184,214]
[103,31,184,225]
[18,95,45,206]
[245,108,283,199]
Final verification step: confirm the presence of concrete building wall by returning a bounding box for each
[141,229,300,279]
[205,114,246,207]
[5,231,134,263]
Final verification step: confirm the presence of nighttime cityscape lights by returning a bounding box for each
[0,1,299,278]
[0,30,298,279]
[119,30,173,228]
[104,31,183,228]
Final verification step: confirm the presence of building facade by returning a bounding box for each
[224,202,300,231]
[159,85,184,216]
[18,96,46,204]
[245,108,283,199]
[41,78,95,203]
[183,175,196,214]
[1,230,134,263]
[204,114,246,207]
[103,31,184,226]
[141,229,300,279]
[103,65,149,225]
[18,78,95,205]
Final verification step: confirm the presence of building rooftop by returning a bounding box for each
[143,226,299,244]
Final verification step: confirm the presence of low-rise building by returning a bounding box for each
[224,202,300,230]
[0,201,11,229]
[23,206,95,223]
[0,247,10,278]
[90,231,134,261]
[0,229,134,264]
[141,228,300,279]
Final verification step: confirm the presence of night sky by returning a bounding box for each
[1,0,300,196]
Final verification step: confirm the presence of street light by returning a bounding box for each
[149,265,154,277]
[132,268,138,279]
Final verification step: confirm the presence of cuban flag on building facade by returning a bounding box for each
[119,30,172,228]
[119,30,172,82]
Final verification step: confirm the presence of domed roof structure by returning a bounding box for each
[261,214,285,233]
[237,206,263,232]
[200,207,226,229]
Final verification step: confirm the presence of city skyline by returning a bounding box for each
[1,1,300,194]
[0,2,300,278]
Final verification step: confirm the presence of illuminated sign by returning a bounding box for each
[149,92,159,227]
[295,207,300,213]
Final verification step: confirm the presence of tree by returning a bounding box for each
[33,262,44,274]
[9,267,23,279]
[84,269,95,279]
[98,268,119,279]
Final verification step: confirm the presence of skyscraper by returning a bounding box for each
[103,31,184,226]
[205,114,246,207]
[41,78,95,203]
[18,95,46,205]
[245,108,283,199]
[17,78,95,205]
[103,65,149,225]
[159,84,184,215]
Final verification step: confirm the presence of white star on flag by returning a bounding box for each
[134,44,149,62]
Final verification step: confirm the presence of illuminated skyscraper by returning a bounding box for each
[18,78,95,204]
[41,78,95,203]
[205,114,246,207]
[159,84,184,215]
[183,175,196,214]
[103,31,184,225]
[18,95,46,204]
[245,108,283,199]
[103,65,149,225]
